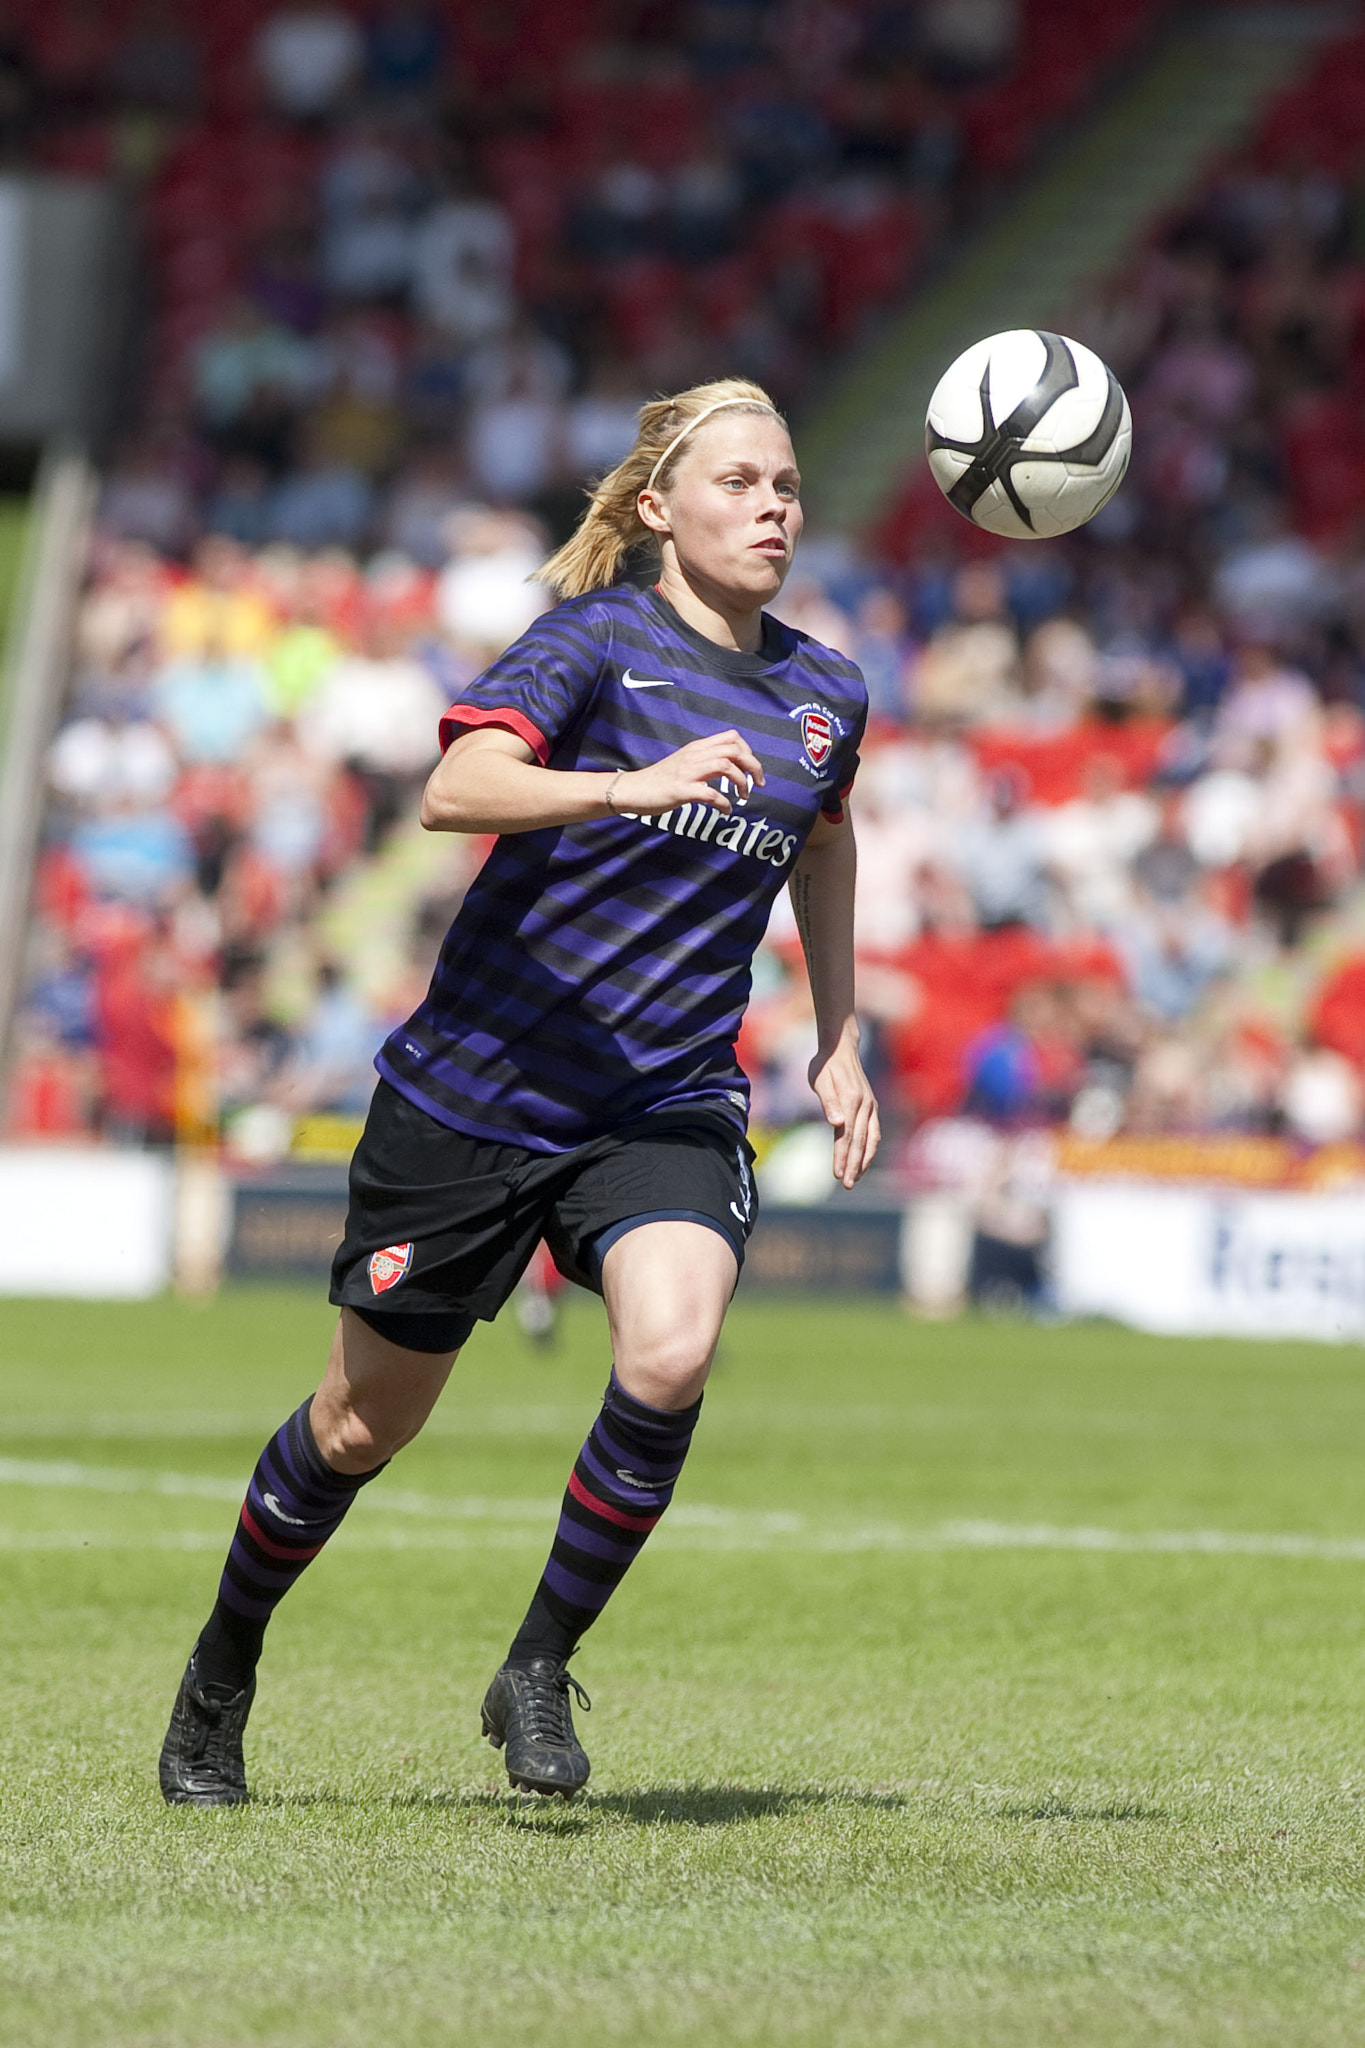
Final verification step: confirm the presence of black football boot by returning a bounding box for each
[159,1654,255,1806]
[481,1657,591,1798]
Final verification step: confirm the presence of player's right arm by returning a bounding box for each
[421,724,765,835]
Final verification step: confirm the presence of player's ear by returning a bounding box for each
[636,487,670,537]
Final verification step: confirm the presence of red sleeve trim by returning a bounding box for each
[820,770,857,822]
[439,704,550,765]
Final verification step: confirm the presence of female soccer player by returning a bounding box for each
[160,376,879,1804]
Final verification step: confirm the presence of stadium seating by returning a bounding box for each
[15,0,1365,1172]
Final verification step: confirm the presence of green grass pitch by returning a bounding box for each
[5,1287,1365,2046]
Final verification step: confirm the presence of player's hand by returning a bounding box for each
[614,730,764,816]
[809,1031,880,1190]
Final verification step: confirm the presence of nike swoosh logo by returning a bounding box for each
[621,670,673,689]
[615,1467,652,1489]
[263,1491,321,1528]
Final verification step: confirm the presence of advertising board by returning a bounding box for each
[1053,1181,1365,1342]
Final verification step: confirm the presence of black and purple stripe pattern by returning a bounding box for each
[217,1400,381,1631]
[537,1370,702,1632]
[377,584,867,1153]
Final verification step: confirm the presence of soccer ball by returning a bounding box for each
[924,329,1131,540]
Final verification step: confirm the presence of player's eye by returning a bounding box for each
[721,476,746,491]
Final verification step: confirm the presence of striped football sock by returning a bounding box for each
[193,1399,386,1694]
[507,1370,702,1669]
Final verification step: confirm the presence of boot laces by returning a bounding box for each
[522,1666,590,1745]
[185,1675,247,1762]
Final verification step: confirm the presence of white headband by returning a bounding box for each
[644,398,777,492]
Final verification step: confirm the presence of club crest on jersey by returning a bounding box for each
[790,700,840,776]
[369,1242,413,1294]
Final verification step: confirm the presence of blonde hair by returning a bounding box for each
[540,377,785,600]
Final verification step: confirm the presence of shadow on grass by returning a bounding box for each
[380,1784,913,1829]
[255,1787,592,1834]
[997,1799,1167,1823]
[588,1786,912,1827]
[248,1786,1164,1830]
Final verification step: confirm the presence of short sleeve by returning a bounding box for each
[439,606,604,764]
[820,700,866,822]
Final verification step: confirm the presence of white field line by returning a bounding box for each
[4,1456,1365,1561]
[0,1456,554,1521]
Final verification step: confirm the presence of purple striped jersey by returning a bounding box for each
[377,582,867,1150]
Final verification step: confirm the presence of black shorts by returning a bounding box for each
[329,1081,757,1353]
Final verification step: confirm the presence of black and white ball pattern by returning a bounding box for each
[925,329,1132,540]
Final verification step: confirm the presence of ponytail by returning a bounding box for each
[540,377,784,600]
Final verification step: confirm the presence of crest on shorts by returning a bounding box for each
[369,1242,413,1294]
[790,701,839,775]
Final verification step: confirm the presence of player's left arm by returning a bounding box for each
[788,806,880,1190]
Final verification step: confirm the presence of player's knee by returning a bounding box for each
[618,1326,714,1407]
[314,1396,406,1473]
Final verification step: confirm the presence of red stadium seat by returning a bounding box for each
[4,1051,89,1139]
[1309,958,1365,1068]
[969,722,1175,808]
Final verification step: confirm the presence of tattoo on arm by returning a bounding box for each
[790,866,815,973]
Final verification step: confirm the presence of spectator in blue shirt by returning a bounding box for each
[154,639,270,765]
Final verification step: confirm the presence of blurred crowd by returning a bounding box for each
[7,520,547,1147]
[16,503,1365,1158]
[7,0,1156,555]
[753,550,1365,1160]
[14,2,1365,1170]
[754,22,1365,1168]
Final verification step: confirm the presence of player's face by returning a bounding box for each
[644,415,803,608]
